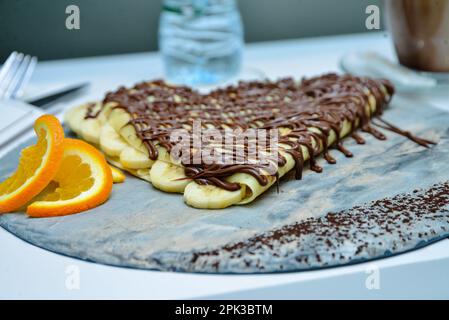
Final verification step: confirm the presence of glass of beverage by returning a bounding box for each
[159,0,244,86]
[385,0,449,73]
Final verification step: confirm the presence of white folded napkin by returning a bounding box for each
[0,100,43,147]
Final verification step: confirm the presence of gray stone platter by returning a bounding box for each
[1,95,448,273]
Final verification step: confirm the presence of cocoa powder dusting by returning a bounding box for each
[188,181,449,271]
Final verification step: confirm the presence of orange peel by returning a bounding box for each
[0,115,64,213]
[27,138,113,217]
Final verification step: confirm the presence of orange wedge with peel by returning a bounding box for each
[0,115,64,213]
[27,138,113,217]
[110,165,126,183]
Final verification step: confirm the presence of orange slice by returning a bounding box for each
[27,138,113,217]
[110,165,126,183]
[0,115,64,213]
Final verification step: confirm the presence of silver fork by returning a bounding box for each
[0,52,38,100]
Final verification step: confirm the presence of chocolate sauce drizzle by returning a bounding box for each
[87,73,435,191]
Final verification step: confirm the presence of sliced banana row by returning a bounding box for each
[182,96,376,209]
[65,101,188,187]
[65,88,381,210]
[100,123,128,157]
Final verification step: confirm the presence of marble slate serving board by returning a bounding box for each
[1,95,448,273]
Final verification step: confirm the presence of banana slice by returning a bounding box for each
[64,104,88,135]
[96,102,116,124]
[107,108,131,132]
[80,118,101,145]
[184,182,246,209]
[108,108,149,154]
[119,146,154,169]
[119,124,149,154]
[100,123,128,157]
[227,154,295,206]
[106,155,151,182]
[136,168,152,182]
[86,102,108,124]
[105,155,125,169]
[150,160,190,193]
[156,145,173,163]
[109,165,126,183]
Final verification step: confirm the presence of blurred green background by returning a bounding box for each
[0,0,383,61]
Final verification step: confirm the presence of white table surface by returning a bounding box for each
[1,32,449,299]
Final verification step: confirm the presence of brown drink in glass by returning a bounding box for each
[385,0,449,72]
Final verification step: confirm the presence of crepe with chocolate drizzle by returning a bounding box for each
[64,73,434,209]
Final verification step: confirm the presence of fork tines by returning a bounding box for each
[0,51,38,100]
